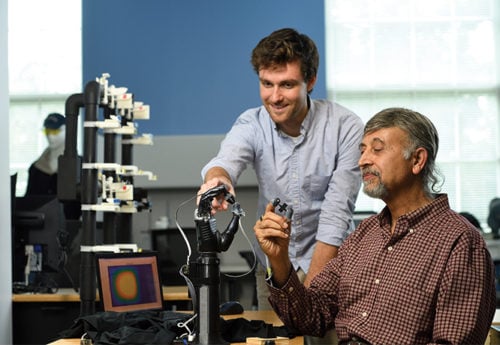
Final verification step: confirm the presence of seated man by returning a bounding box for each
[255,107,496,344]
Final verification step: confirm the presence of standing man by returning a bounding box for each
[199,27,363,315]
[26,112,81,221]
[26,112,66,196]
[255,107,496,344]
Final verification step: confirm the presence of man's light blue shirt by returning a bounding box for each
[202,99,364,272]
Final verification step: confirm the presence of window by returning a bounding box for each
[8,0,82,196]
[325,0,499,229]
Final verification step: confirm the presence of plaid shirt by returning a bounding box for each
[269,194,497,345]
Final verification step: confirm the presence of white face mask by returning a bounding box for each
[46,125,65,150]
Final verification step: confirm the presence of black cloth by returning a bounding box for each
[26,163,58,195]
[58,310,297,345]
[59,311,190,345]
[221,317,296,342]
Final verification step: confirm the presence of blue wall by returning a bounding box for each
[83,1,326,135]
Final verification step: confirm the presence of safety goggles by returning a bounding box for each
[43,128,62,136]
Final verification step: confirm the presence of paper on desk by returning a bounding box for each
[493,309,500,324]
[246,337,289,345]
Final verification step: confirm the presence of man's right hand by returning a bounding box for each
[197,176,235,214]
[254,202,292,286]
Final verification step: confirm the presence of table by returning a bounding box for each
[12,285,189,302]
[47,310,304,345]
[12,286,190,345]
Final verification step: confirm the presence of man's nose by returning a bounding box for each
[270,86,283,102]
[358,151,371,168]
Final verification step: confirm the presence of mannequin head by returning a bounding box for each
[43,113,66,150]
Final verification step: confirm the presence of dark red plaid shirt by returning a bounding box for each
[269,194,496,345]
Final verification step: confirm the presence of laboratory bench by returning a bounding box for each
[12,286,189,345]
[47,309,304,345]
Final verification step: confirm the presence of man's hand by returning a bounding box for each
[198,167,235,214]
[254,202,292,286]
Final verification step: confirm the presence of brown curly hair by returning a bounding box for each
[251,28,319,88]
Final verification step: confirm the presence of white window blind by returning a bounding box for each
[8,0,82,196]
[325,0,499,228]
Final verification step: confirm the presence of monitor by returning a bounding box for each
[151,228,197,286]
[95,251,164,312]
[12,195,66,283]
[12,195,72,287]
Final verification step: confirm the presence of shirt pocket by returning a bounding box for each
[307,174,331,201]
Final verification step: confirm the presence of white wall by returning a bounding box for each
[132,134,258,189]
[1,0,13,343]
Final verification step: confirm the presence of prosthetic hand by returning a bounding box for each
[195,185,245,253]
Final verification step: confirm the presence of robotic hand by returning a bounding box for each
[195,185,245,253]
[196,184,235,218]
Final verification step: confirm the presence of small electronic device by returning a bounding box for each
[271,198,294,221]
[95,251,164,312]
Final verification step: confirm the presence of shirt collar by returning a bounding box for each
[378,194,449,231]
[300,96,314,134]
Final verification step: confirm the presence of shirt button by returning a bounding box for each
[374,279,380,284]
[409,228,414,233]
[388,246,393,252]
[361,312,368,317]
[288,287,294,293]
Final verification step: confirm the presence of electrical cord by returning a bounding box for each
[174,193,198,342]
[171,190,257,342]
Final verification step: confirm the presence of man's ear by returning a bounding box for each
[412,147,428,175]
[307,75,317,93]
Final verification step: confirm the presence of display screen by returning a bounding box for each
[96,252,163,312]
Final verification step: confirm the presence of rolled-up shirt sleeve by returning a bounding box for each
[315,110,364,247]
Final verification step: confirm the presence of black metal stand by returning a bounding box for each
[189,253,228,345]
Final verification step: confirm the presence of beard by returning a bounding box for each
[362,171,388,199]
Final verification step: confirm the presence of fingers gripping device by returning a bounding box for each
[194,184,245,253]
[271,197,294,221]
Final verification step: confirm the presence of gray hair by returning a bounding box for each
[364,107,443,195]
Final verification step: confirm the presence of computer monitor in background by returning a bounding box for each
[151,228,197,286]
[12,195,67,286]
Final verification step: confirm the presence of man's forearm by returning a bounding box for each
[269,257,293,288]
[204,166,232,184]
[303,241,338,287]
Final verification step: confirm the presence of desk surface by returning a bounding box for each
[12,285,189,302]
[47,310,303,345]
